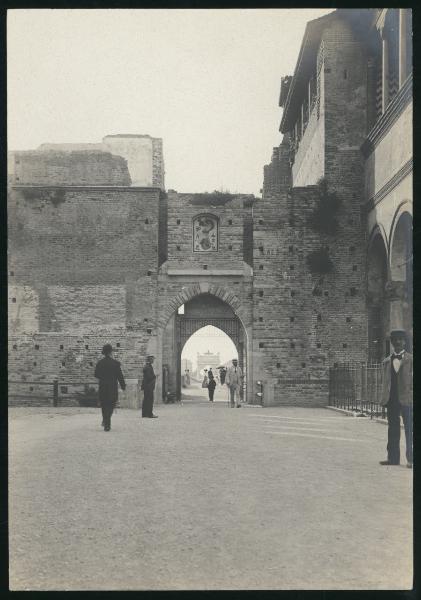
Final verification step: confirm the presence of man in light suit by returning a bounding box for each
[225,359,243,408]
[380,330,413,468]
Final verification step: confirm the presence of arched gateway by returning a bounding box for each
[155,285,254,404]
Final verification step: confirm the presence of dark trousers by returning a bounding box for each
[386,397,413,464]
[101,403,114,430]
[208,388,215,401]
[142,388,155,417]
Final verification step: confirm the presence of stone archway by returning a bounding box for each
[156,282,248,331]
[179,323,241,400]
[156,284,254,404]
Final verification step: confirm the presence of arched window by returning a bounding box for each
[193,214,219,252]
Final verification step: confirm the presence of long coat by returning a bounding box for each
[381,352,413,406]
[95,356,126,406]
[141,363,156,391]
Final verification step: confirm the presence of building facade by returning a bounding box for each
[8,9,412,407]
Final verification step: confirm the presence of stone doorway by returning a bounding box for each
[176,317,245,400]
[160,293,248,402]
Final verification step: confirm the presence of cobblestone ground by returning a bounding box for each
[9,390,412,590]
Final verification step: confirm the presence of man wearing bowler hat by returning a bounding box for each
[141,355,158,418]
[380,330,413,468]
[94,344,126,432]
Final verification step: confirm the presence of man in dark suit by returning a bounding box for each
[207,368,216,401]
[380,330,413,467]
[94,344,126,432]
[141,355,158,418]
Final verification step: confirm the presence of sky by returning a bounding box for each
[181,326,237,371]
[8,8,333,195]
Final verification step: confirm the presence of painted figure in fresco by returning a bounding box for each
[94,344,126,432]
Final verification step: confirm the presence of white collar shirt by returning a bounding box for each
[392,351,405,373]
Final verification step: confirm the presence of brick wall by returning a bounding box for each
[184,294,237,318]
[8,332,147,406]
[258,141,367,406]
[166,192,253,270]
[269,381,329,407]
[321,15,368,214]
[263,137,292,196]
[33,134,166,190]
[152,138,165,190]
[8,185,161,392]
[11,151,131,186]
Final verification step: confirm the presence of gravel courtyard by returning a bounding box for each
[9,396,412,590]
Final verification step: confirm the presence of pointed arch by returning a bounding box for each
[157,283,247,331]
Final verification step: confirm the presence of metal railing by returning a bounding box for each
[328,362,386,419]
[8,380,99,407]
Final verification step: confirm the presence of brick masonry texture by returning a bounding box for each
[8,148,367,408]
[152,138,165,190]
[11,10,408,408]
[11,151,131,186]
[8,184,161,401]
[165,192,253,270]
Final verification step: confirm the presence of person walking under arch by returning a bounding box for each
[379,330,413,467]
[141,355,158,418]
[208,368,216,401]
[225,359,243,408]
[94,344,126,432]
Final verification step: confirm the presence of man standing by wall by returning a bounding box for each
[94,344,126,432]
[141,355,158,418]
[225,359,243,408]
[380,330,413,468]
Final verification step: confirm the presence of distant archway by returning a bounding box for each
[181,325,238,397]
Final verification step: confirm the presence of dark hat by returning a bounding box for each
[102,343,113,355]
[146,355,155,361]
[390,329,407,340]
